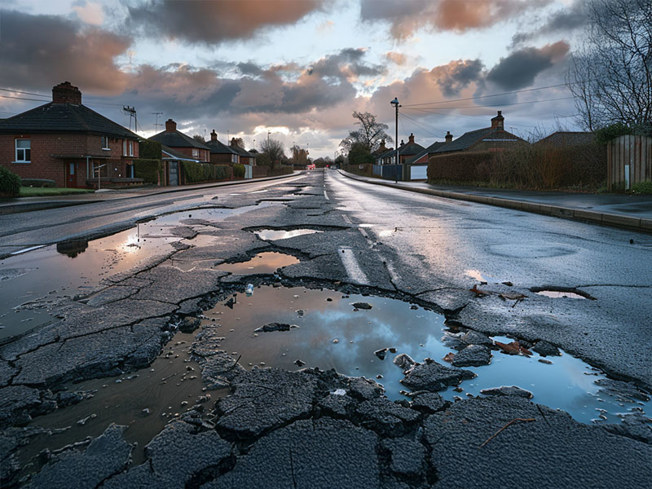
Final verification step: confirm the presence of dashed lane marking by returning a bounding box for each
[338,246,370,285]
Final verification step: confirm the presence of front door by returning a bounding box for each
[169,161,179,186]
[66,162,77,187]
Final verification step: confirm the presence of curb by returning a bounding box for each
[338,171,652,234]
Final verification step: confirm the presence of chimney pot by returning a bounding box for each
[165,119,176,132]
[445,131,453,143]
[491,110,504,130]
[211,130,217,141]
[408,133,415,144]
[52,81,82,104]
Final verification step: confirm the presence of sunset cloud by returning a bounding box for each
[361,0,551,38]
[127,0,327,44]
[0,9,130,94]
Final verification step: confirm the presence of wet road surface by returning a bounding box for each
[0,170,649,488]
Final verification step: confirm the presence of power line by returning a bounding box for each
[402,96,576,112]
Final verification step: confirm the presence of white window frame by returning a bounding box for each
[101,135,110,150]
[122,140,127,156]
[14,139,31,163]
[192,148,199,158]
[128,140,134,156]
[231,154,238,163]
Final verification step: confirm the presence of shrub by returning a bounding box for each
[139,140,162,159]
[427,151,495,183]
[0,166,21,197]
[182,161,233,183]
[233,163,245,178]
[133,159,161,184]
[632,181,652,194]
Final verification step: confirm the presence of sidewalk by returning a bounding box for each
[339,170,652,233]
[0,173,299,215]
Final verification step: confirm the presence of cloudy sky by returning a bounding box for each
[0,0,588,158]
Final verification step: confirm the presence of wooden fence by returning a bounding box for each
[607,135,652,190]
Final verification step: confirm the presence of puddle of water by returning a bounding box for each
[215,252,299,275]
[254,229,322,241]
[201,285,650,425]
[535,290,587,299]
[19,331,208,476]
[0,227,178,341]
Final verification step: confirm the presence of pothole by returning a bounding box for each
[200,285,649,424]
[215,252,300,275]
[18,331,209,477]
[253,229,323,240]
[531,287,595,300]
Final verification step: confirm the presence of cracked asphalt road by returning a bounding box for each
[0,170,650,487]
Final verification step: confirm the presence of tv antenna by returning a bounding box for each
[152,112,163,131]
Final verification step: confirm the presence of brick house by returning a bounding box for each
[149,119,210,163]
[229,138,257,166]
[0,82,140,188]
[431,111,526,156]
[205,130,239,164]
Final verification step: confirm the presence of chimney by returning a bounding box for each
[408,133,415,144]
[445,131,453,143]
[52,82,82,104]
[378,139,386,152]
[230,138,237,147]
[211,130,218,141]
[165,119,176,132]
[491,110,504,130]
[400,139,405,147]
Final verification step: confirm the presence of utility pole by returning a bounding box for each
[123,106,137,131]
[390,97,400,180]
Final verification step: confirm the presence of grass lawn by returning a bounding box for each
[20,187,95,197]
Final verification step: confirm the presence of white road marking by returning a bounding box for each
[11,245,45,255]
[342,214,352,225]
[323,190,329,200]
[338,247,370,285]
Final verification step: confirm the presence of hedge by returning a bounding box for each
[0,166,21,197]
[181,161,230,183]
[133,159,161,184]
[140,140,162,159]
[428,143,606,190]
[233,163,245,179]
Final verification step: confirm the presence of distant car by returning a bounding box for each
[306,164,316,170]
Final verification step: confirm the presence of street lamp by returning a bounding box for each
[390,97,400,179]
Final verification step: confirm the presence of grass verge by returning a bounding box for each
[20,187,95,197]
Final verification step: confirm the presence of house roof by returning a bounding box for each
[432,127,522,154]
[0,101,139,139]
[205,138,238,155]
[161,145,201,162]
[398,141,425,156]
[535,131,596,146]
[406,140,446,164]
[149,129,210,150]
[230,144,253,157]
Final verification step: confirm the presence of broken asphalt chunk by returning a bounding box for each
[401,360,475,392]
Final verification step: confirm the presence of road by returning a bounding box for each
[0,170,650,488]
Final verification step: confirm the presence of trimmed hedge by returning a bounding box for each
[233,163,245,179]
[0,166,21,197]
[344,163,374,177]
[181,161,230,183]
[140,140,162,159]
[133,159,161,185]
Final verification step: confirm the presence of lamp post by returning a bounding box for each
[390,97,400,180]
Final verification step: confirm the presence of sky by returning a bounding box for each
[0,0,589,159]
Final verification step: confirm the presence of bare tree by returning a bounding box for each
[259,138,286,167]
[568,0,652,132]
[339,111,392,153]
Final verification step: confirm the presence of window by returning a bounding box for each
[231,154,238,163]
[101,136,110,150]
[192,148,199,158]
[122,140,127,156]
[128,140,134,156]
[15,139,31,162]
